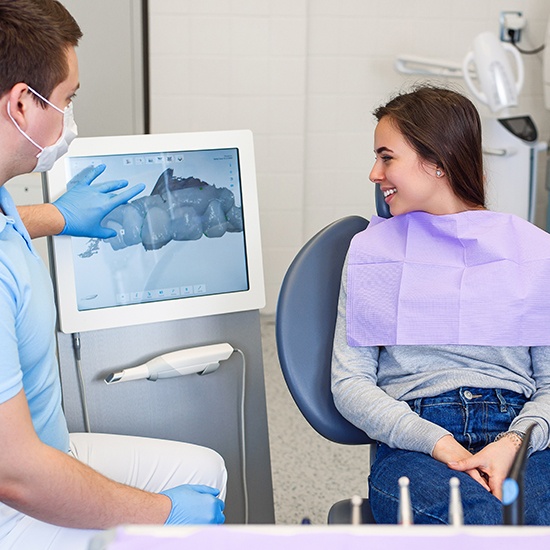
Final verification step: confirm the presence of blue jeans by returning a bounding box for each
[369,387,550,525]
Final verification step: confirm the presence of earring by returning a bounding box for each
[435,169,443,177]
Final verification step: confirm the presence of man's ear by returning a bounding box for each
[6,83,34,130]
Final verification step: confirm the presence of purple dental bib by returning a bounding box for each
[346,210,550,347]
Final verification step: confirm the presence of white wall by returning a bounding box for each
[149,0,550,314]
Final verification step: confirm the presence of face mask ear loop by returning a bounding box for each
[6,101,44,153]
[26,85,64,114]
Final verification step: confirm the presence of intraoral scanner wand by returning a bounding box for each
[104,343,234,384]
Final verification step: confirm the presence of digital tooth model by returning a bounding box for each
[101,168,243,251]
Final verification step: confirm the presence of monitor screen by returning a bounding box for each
[45,130,265,333]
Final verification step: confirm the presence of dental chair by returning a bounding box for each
[275,187,391,524]
[275,214,374,523]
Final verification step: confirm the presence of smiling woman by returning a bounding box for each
[370,86,485,217]
[369,117,466,216]
[331,85,550,526]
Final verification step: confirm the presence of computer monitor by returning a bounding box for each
[44,130,265,333]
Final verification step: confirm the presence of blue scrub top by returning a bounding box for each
[0,186,69,452]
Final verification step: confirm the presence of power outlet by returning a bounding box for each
[500,11,524,43]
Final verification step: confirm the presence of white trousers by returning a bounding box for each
[0,433,227,550]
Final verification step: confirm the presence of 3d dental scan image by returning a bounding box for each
[68,148,247,314]
[100,167,244,252]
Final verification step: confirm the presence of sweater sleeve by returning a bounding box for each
[509,346,550,453]
[330,256,451,455]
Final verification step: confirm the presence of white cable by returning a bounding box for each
[72,332,91,433]
[234,348,249,524]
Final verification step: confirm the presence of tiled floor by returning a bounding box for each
[260,314,371,524]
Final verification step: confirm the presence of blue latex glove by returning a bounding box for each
[53,164,146,238]
[160,484,225,525]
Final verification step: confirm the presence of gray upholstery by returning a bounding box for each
[275,215,376,523]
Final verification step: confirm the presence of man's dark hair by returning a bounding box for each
[0,0,82,104]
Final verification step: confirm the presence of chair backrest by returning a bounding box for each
[276,216,374,445]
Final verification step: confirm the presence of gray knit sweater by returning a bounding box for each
[331,258,550,456]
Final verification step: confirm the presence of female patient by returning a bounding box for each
[331,85,550,524]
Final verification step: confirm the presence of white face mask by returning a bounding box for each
[7,85,78,173]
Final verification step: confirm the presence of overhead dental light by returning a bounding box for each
[395,31,524,116]
[462,31,524,115]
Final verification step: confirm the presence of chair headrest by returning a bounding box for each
[375,185,392,219]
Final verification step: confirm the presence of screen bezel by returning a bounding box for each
[45,129,265,333]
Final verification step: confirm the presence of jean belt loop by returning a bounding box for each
[495,388,508,412]
[413,397,422,415]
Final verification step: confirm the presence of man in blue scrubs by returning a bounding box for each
[0,1,226,548]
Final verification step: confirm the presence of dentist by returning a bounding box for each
[0,1,226,548]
